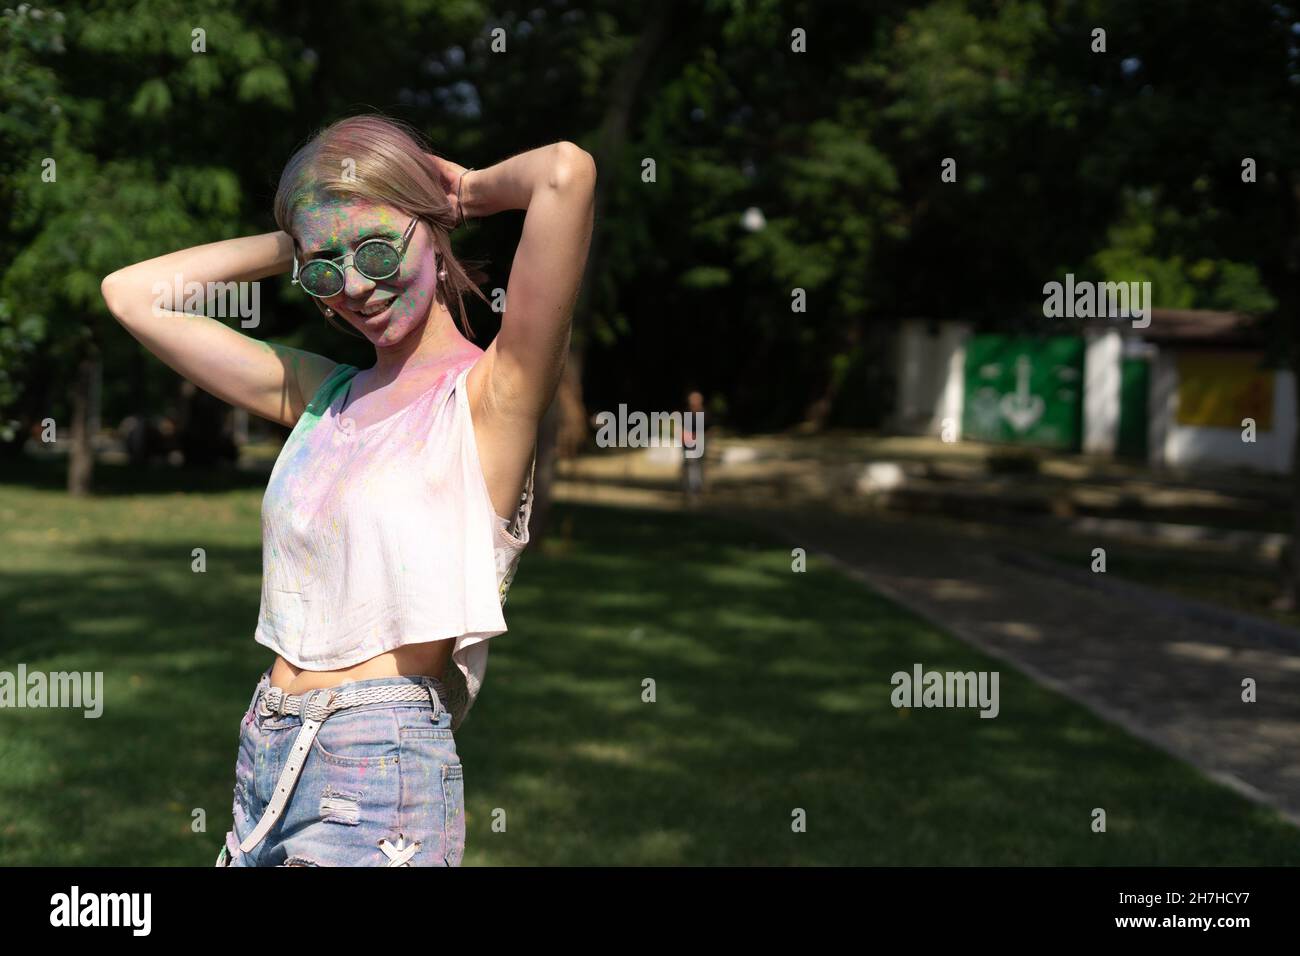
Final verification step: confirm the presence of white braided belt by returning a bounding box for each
[238,681,446,855]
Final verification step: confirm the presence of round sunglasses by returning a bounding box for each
[291,216,420,298]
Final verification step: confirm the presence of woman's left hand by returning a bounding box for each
[427,154,471,225]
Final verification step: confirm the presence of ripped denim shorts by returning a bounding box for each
[215,667,466,867]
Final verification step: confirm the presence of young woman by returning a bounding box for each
[100,115,596,866]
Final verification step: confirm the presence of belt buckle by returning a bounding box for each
[302,688,337,723]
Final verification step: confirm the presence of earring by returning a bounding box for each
[437,267,447,280]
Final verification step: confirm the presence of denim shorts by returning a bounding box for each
[215,667,466,867]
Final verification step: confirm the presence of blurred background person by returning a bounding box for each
[682,388,708,505]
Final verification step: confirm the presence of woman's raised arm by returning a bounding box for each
[100,231,340,428]
[457,142,596,427]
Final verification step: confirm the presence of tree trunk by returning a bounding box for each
[67,342,99,496]
[530,379,564,547]
[528,3,676,548]
[802,320,862,431]
[530,351,587,546]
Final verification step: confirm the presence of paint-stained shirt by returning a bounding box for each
[254,355,535,732]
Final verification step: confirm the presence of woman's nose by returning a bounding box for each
[342,260,377,300]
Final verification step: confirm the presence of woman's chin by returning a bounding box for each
[371,316,421,347]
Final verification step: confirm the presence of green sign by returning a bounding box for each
[962,335,1084,450]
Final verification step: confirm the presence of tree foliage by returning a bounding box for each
[0,0,1295,449]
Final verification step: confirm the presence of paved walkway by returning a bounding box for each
[706,502,1300,827]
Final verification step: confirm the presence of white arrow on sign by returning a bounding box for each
[999,355,1044,433]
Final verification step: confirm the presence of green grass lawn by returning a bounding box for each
[2,456,1299,865]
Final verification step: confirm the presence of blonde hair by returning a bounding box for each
[273,114,490,339]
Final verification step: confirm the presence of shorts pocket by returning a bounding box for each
[311,707,401,767]
[397,729,464,865]
[230,734,257,845]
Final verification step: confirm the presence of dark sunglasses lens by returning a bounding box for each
[301,261,344,297]
[355,241,401,279]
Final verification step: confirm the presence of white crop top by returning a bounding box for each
[253,355,535,731]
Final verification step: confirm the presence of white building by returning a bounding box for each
[894,311,1295,474]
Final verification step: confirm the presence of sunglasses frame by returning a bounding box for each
[291,216,420,299]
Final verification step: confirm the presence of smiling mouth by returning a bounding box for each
[356,299,395,319]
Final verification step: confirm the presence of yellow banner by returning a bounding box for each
[1176,352,1273,430]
